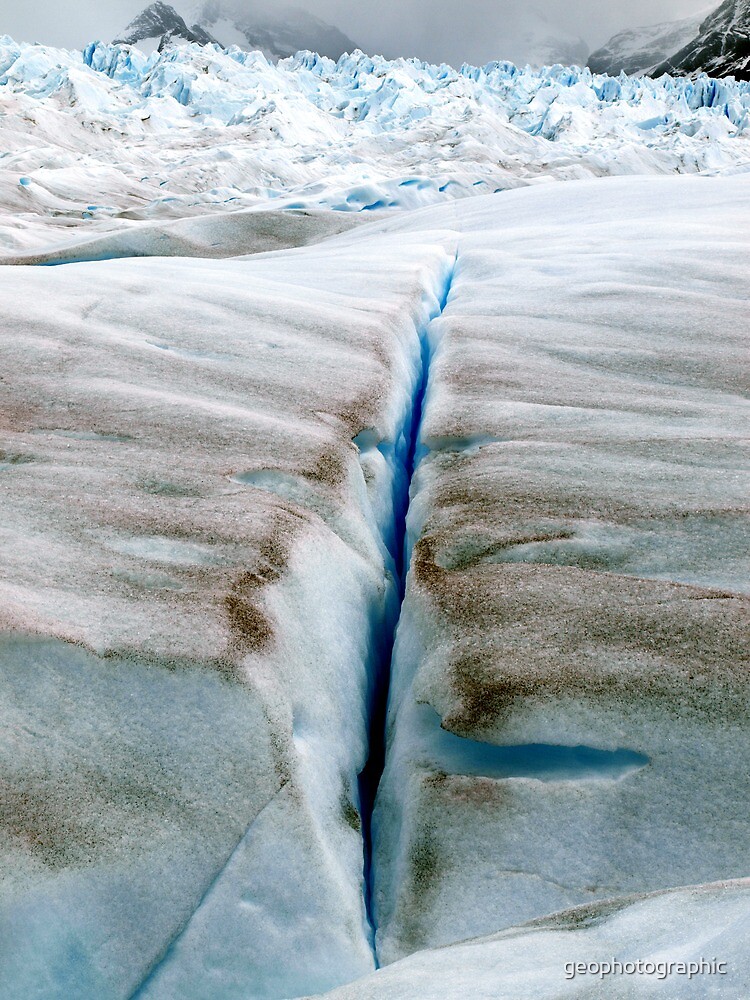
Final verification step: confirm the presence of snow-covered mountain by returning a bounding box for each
[113,0,357,61]
[654,0,750,79]
[113,1,219,53]
[114,2,584,70]
[193,0,357,61]
[588,9,709,76]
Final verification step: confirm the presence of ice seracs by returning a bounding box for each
[2,36,750,258]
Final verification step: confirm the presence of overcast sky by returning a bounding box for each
[0,0,713,64]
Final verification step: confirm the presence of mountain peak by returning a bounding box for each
[113,1,357,61]
[113,2,219,49]
[588,10,710,76]
[590,1,750,81]
[653,0,750,78]
[195,1,357,61]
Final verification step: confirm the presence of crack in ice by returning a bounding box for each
[127,779,289,1000]
[358,250,459,966]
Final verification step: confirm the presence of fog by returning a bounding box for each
[0,0,714,64]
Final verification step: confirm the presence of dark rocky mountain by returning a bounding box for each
[588,10,707,76]
[113,1,357,61]
[653,0,750,79]
[114,2,219,50]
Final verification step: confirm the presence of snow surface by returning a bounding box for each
[367,176,750,965]
[0,208,365,265]
[1,37,750,255]
[312,879,750,998]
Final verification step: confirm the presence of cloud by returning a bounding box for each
[1,0,714,64]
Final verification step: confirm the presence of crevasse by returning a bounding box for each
[356,251,459,961]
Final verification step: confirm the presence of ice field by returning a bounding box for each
[0,35,749,1000]
[2,36,750,256]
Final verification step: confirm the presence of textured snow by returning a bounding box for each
[0,233,453,997]
[0,208,364,265]
[1,37,750,254]
[368,176,750,964]
[313,879,750,999]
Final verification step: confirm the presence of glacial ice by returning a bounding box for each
[314,879,750,999]
[0,42,748,994]
[1,36,750,256]
[0,236,453,997]
[369,176,750,966]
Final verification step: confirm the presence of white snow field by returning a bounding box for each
[2,36,750,257]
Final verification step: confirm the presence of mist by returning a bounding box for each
[0,0,715,65]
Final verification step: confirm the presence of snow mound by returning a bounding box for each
[0,208,364,265]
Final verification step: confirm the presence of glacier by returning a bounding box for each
[314,879,750,999]
[0,32,749,1000]
[1,36,750,257]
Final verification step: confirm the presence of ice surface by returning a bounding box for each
[2,37,750,254]
[313,879,750,999]
[369,176,750,964]
[0,236,452,997]
[0,170,748,997]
